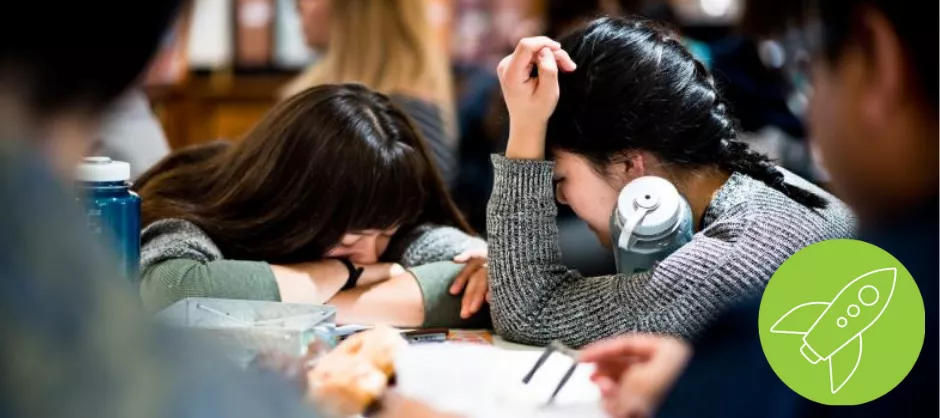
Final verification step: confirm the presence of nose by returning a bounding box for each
[555,184,569,205]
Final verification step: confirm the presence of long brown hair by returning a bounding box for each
[282,0,455,139]
[135,83,471,264]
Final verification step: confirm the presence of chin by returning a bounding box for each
[590,226,614,250]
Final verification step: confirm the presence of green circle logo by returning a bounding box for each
[758,239,925,405]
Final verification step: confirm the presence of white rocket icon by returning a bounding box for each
[770,268,898,394]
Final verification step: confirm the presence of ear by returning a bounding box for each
[858,6,905,125]
[620,151,647,179]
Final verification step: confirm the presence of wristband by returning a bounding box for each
[336,258,365,291]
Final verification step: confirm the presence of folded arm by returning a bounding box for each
[141,219,489,328]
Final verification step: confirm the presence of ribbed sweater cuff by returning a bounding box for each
[490,154,556,211]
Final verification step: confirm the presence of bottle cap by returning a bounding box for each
[616,176,683,237]
[76,156,131,182]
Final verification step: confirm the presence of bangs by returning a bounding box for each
[338,141,430,233]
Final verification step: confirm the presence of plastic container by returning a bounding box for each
[155,298,338,367]
[76,156,141,282]
[609,176,695,275]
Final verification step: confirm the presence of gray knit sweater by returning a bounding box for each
[139,219,487,327]
[486,155,855,348]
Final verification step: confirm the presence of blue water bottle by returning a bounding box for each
[609,176,695,275]
[76,157,141,282]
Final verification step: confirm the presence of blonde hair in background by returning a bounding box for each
[283,0,456,139]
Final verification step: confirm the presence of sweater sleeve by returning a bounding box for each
[398,225,486,268]
[486,155,747,348]
[139,219,280,312]
[140,259,281,312]
[409,262,491,329]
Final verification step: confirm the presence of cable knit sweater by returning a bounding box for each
[486,155,855,348]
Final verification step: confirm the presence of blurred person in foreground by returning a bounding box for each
[577,0,938,417]
[0,2,322,418]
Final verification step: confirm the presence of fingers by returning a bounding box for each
[507,36,562,81]
[578,334,662,363]
[536,47,559,83]
[496,55,511,78]
[460,272,480,318]
[590,357,635,381]
[460,271,488,319]
[595,376,618,396]
[553,49,577,72]
[453,248,487,263]
[449,266,473,295]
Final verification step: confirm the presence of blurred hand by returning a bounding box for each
[579,334,693,418]
[496,36,576,160]
[450,248,489,319]
[376,393,462,418]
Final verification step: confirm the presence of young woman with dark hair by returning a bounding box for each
[486,18,855,347]
[135,84,489,328]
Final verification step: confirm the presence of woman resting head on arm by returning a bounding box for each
[135,84,488,328]
[284,0,458,187]
[487,18,855,347]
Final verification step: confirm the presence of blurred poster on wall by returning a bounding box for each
[274,0,315,69]
[235,0,275,68]
[144,10,190,86]
[188,0,234,70]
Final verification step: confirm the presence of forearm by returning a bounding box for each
[486,154,638,347]
[327,271,425,327]
[273,261,407,305]
[327,262,491,329]
[140,258,280,312]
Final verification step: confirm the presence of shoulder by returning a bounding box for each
[388,94,444,127]
[143,218,214,243]
[141,218,223,268]
[705,170,856,245]
[408,224,485,249]
[655,172,855,300]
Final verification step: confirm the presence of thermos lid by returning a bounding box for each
[616,176,682,237]
[76,156,131,182]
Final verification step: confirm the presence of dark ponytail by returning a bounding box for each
[547,17,828,210]
[717,141,828,208]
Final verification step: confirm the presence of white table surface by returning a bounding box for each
[394,340,604,418]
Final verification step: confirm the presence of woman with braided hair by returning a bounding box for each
[484,17,855,347]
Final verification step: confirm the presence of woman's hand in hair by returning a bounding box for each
[450,248,489,319]
[497,36,576,160]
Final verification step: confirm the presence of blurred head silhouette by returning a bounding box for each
[0,1,182,170]
[743,0,937,222]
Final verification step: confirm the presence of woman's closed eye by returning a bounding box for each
[339,235,363,247]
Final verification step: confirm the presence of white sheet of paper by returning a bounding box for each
[394,344,604,418]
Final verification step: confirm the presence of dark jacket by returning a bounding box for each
[659,197,938,418]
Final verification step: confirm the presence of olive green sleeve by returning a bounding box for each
[408,261,492,329]
[140,258,281,313]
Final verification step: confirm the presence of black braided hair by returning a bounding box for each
[547,17,828,210]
